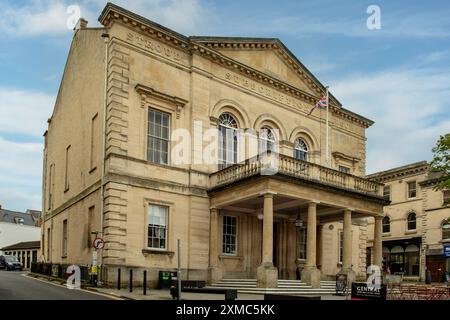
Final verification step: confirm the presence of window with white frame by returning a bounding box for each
[222,215,237,255]
[147,205,168,249]
[218,113,238,170]
[407,212,416,230]
[294,138,308,161]
[383,185,391,201]
[339,231,344,264]
[339,166,350,174]
[297,227,307,260]
[383,216,390,233]
[62,219,68,257]
[407,181,417,199]
[259,126,276,154]
[442,221,450,241]
[147,108,170,165]
[443,190,450,205]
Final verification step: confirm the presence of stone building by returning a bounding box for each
[1,241,41,270]
[41,3,388,288]
[366,161,450,282]
[0,205,41,256]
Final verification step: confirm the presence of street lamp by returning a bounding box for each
[295,215,303,228]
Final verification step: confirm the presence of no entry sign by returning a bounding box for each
[93,237,105,249]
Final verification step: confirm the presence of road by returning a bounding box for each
[0,270,113,300]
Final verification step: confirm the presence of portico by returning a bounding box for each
[208,153,386,288]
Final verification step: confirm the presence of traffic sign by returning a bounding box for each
[93,237,105,249]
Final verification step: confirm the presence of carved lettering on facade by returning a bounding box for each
[333,116,363,135]
[223,71,311,114]
[126,32,185,64]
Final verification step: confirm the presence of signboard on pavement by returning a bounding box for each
[351,282,387,300]
[335,274,348,295]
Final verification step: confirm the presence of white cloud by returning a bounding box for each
[0,0,87,36]
[0,138,43,211]
[0,88,54,137]
[331,67,450,174]
[0,189,42,212]
[0,87,51,211]
[0,0,216,37]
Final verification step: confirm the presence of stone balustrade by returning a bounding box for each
[209,152,383,197]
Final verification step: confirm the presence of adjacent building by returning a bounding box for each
[41,3,388,288]
[366,161,450,282]
[1,241,41,270]
[0,205,41,257]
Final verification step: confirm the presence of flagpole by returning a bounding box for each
[325,86,329,166]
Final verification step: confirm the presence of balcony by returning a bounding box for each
[209,152,383,198]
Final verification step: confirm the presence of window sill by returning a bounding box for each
[405,229,417,235]
[61,255,67,259]
[142,248,174,257]
[382,233,391,237]
[219,254,243,260]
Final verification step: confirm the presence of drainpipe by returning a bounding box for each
[99,30,110,282]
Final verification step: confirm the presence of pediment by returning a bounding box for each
[190,37,338,104]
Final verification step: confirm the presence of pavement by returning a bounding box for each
[0,270,115,300]
[0,270,347,300]
[84,286,348,300]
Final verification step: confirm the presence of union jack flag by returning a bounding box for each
[308,96,328,115]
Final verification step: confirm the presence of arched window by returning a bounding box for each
[382,216,390,233]
[294,138,309,161]
[259,126,276,154]
[218,113,238,169]
[407,212,416,230]
[442,220,450,241]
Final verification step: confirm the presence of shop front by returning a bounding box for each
[381,237,421,277]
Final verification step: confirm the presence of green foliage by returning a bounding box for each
[430,133,450,192]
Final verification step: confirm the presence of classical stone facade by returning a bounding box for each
[366,161,450,282]
[41,3,388,289]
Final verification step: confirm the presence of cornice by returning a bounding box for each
[99,3,374,129]
[135,84,188,119]
[368,163,429,183]
[99,3,190,51]
[332,151,361,164]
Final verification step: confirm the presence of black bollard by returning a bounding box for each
[117,268,121,290]
[129,269,133,292]
[143,270,147,295]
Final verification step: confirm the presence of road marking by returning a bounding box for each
[21,273,123,300]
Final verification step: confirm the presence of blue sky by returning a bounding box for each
[0,0,449,211]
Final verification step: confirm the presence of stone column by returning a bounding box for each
[257,192,278,288]
[302,202,321,288]
[373,216,383,268]
[340,209,355,283]
[208,208,222,284]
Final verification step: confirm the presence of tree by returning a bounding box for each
[430,133,450,194]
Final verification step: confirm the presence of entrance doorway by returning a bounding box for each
[426,255,446,282]
[273,222,279,267]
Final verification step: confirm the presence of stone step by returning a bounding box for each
[211,283,316,289]
[207,286,337,295]
[210,286,332,291]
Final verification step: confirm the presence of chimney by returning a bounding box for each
[74,18,88,32]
